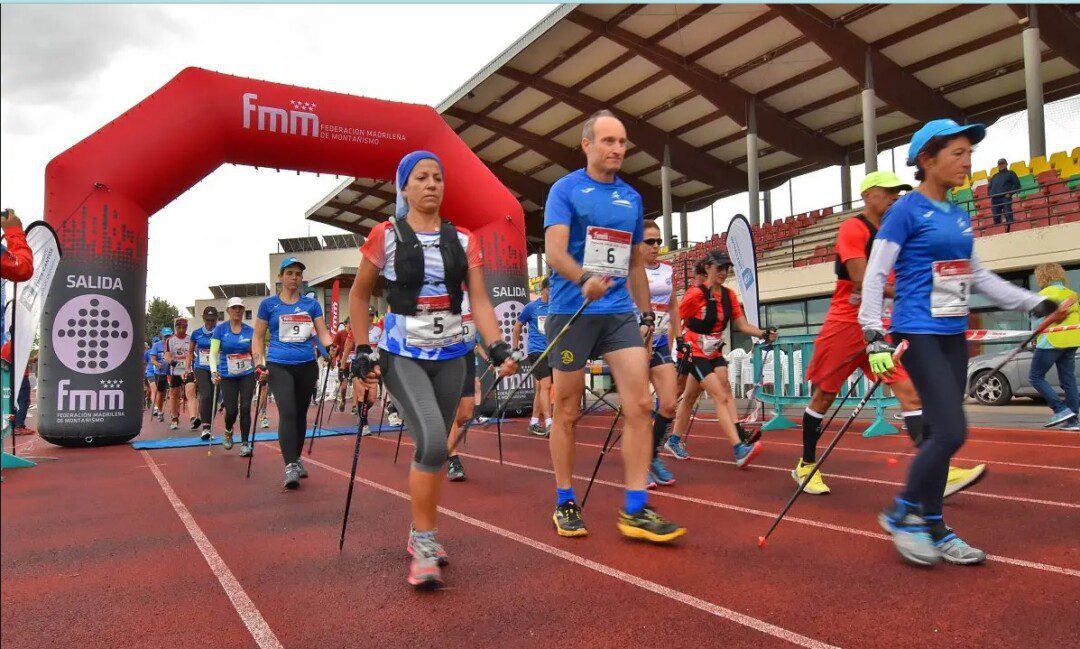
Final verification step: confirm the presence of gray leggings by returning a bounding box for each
[380,353,466,473]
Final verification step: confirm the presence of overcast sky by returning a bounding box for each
[2,4,1077,314]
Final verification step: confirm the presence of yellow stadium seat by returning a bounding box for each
[1010,161,1030,176]
[970,169,988,188]
[1029,155,1050,175]
[956,175,972,190]
[1072,147,1080,164]
[1048,151,1069,173]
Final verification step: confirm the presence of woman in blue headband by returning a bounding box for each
[858,120,1062,567]
[349,150,518,589]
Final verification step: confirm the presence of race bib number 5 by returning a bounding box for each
[583,226,632,277]
[279,313,314,343]
[405,295,463,349]
[931,260,972,317]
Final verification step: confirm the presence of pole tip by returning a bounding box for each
[757,535,767,549]
[886,457,899,466]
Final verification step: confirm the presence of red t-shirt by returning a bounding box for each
[827,217,894,324]
[678,285,744,359]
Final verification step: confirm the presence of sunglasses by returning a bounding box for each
[643,238,663,246]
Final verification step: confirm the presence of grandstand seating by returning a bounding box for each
[664,148,1078,288]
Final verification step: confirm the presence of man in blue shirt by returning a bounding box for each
[543,110,684,543]
[513,277,552,437]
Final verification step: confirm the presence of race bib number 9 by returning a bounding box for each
[198,349,211,366]
[226,353,253,375]
[931,260,972,317]
[279,313,314,343]
[583,226,632,277]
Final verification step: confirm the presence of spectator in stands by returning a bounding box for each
[1029,263,1079,430]
[988,158,1020,232]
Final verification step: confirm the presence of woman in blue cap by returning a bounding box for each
[349,150,518,589]
[859,119,1063,567]
[252,256,334,490]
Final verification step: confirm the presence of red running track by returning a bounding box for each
[2,404,1078,648]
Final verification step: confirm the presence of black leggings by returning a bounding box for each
[267,361,319,464]
[894,333,968,518]
[220,373,256,443]
[380,354,466,473]
[195,368,215,424]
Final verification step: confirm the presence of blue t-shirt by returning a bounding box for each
[143,349,156,378]
[257,295,324,365]
[191,325,214,370]
[518,298,550,354]
[212,322,255,377]
[544,169,644,315]
[150,340,169,375]
[876,191,975,335]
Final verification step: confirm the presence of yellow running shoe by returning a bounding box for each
[943,464,987,498]
[792,460,831,495]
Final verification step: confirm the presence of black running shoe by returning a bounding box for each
[553,500,588,537]
[737,423,761,445]
[617,507,686,543]
[447,456,466,482]
[190,417,201,431]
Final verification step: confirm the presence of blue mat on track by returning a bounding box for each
[130,419,509,450]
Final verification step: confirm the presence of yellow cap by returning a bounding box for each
[860,170,912,194]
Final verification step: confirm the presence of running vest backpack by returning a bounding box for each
[685,285,733,335]
[834,215,877,281]
[385,218,468,316]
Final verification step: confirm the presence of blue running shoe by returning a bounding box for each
[663,434,690,460]
[733,441,762,468]
[1045,408,1076,428]
[877,499,940,567]
[649,457,675,486]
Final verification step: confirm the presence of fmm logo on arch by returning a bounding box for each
[242,93,319,137]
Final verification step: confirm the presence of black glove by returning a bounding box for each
[763,326,778,345]
[488,340,512,368]
[1030,299,1059,319]
[676,336,691,359]
[639,311,656,329]
[350,345,377,380]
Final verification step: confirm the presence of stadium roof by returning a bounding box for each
[306,3,1080,245]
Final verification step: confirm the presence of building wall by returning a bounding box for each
[192,298,256,327]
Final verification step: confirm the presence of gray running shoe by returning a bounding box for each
[528,423,545,436]
[283,463,302,489]
[239,444,252,457]
[878,509,940,567]
[935,535,987,565]
[222,430,234,450]
[296,457,309,479]
[447,456,466,482]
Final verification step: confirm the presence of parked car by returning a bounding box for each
[967,346,1078,406]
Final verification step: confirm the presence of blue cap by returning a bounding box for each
[906,119,986,166]
[279,256,306,272]
[160,327,173,336]
[395,150,443,217]
[152,336,161,344]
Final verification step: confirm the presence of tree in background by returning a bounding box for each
[145,297,180,341]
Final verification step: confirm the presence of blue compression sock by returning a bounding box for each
[624,489,647,515]
[556,487,576,507]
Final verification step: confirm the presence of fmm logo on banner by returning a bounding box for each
[57,379,124,412]
[242,93,319,137]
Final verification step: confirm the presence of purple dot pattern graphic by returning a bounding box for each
[52,294,133,375]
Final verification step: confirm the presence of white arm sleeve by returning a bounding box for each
[971,254,1044,313]
[858,239,901,332]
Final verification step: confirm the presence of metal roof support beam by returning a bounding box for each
[840,154,853,211]
[566,10,842,165]
[497,67,745,191]
[1011,4,1080,70]
[770,4,963,123]
[763,190,773,225]
[661,145,674,249]
[680,207,688,249]
[1022,6,1045,158]
[862,49,878,173]
[746,99,761,228]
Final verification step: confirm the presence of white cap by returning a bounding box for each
[226,297,244,309]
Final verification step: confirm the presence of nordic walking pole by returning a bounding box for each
[967,297,1075,396]
[307,360,332,455]
[246,379,263,479]
[206,382,219,457]
[580,409,622,509]
[339,384,374,551]
[758,342,909,549]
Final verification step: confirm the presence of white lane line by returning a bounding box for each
[476,427,1080,510]
[373,435,1080,579]
[304,454,839,649]
[141,451,284,649]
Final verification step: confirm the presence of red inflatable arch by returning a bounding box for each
[39,67,528,446]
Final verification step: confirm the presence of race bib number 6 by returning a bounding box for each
[931,260,972,317]
[583,226,632,277]
[279,313,314,343]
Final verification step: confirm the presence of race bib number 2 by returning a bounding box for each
[931,260,972,317]
[279,313,314,343]
[583,226,632,277]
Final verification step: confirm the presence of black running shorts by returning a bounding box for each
[689,355,728,381]
[527,352,553,381]
[545,312,643,372]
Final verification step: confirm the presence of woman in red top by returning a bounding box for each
[676,251,776,468]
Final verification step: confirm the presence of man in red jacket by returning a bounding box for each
[2,209,35,438]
